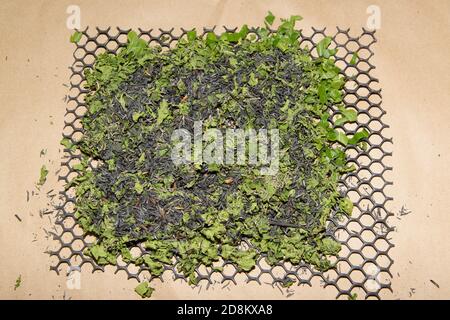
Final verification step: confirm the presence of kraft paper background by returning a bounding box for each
[0,0,449,299]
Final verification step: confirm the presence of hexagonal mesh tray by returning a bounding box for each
[51,26,394,299]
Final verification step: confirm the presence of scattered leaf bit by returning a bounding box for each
[350,52,359,65]
[348,292,358,300]
[14,275,22,290]
[135,281,154,298]
[70,31,82,43]
[38,165,48,186]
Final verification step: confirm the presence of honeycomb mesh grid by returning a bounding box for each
[52,26,394,299]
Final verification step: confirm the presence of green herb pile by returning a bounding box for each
[67,13,368,296]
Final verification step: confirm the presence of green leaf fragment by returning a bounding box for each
[248,73,258,86]
[318,83,327,103]
[348,129,370,145]
[156,100,170,125]
[335,107,357,126]
[106,158,116,171]
[328,130,348,146]
[206,32,217,46]
[60,138,76,151]
[319,238,341,255]
[132,111,145,122]
[70,31,82,43]
[134,181,144,194]
[317,37,332,58]
[126,31,149,59]
[135,281,154,298]
[265,11,276,26]
[137,152,146,165]
[118,93,126,110]
[86,244,116,265]
[233,250,258,271]
[281,277,296,288]
[73,163,84,171]
[70,12,371,298]
[187,30,197,42]
[143,256,165,276]
[14,275,21,290]
[348,293,358,300]
[340,197,354,215]
[350,52,359,65]
[38,165,48,186]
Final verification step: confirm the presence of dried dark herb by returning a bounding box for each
[430,279,440,288]
[68,14,368,296]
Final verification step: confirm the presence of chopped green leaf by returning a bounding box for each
[265,11,276,26]
[134,181,144,194]
[70,31,82,43]
[248,72,258,86]
[335,107,357,126]
[348,292,358,300]
[60,138,76,151]
[38,165,48,186]
[350,52,359,65]
[14,275,21,290]
[118,93,126,110]
[328,130,349,146]
[340,197,354,215]
[132,112,145,122]
[319,238,341,255]
[348,129,370,145]
[317,37,332,58]
[73,163,85,171]
[157,100,170,125]
[135,281,154,298]
[187,30,197,42]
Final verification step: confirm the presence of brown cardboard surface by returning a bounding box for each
[0,0,449,299]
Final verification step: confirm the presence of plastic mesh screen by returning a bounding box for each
[51,26,394,299]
